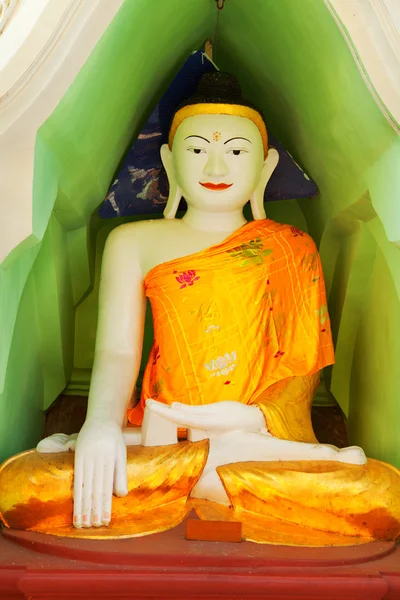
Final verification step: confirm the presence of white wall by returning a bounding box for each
[325,0,400,133]
[0,0,124,266]
[383,0,400,32]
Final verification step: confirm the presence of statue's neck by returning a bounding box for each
[182,206,247,233]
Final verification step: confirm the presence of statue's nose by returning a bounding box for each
[203,150,229,178]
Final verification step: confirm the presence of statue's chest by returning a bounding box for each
[141,227,231,276]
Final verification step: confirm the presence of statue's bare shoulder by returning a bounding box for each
[106,218,180,249]
[104,219,182,276]
[106,218,170,243]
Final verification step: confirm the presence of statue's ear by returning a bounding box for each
[250,148,279,220]
[161,144,182,219]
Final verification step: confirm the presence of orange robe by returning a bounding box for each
[128,219,335,428]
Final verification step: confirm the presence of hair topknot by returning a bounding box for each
[173,72,264,119]
[168,71,268,158]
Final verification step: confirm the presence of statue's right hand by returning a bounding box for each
[73,419,128,528]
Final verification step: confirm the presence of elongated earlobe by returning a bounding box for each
[161,144,182,219]
[250,148,279,220]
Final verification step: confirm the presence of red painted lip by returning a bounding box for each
[199,182,233,191]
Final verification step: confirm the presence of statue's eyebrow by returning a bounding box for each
[224,137,252,144]
[184,135,210,143]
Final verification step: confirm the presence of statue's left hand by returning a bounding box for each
[146,400,265,433]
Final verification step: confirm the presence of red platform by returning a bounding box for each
[1,520,400,599]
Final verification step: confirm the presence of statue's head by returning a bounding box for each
[161,72,279,220]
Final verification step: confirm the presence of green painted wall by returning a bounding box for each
[1,0,400,468]
[0,0,215,461]
[214,0,400,465]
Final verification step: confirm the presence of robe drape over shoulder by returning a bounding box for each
[128,219,335,428]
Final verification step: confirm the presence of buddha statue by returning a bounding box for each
[1,73,400,546]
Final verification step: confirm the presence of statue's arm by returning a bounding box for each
[86,224,146,426]
[146,373,320,443]
[73,224,146,529]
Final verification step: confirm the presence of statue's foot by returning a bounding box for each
[337,446,367,465]
[36,433,78,453]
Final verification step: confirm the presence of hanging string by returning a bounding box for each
[203,0,224,64]
[213,0,222,62]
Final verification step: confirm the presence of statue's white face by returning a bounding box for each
[171,114,265,213]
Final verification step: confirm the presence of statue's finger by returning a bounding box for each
[81,460,94,527]
[172,403,217,415]
[114,441,128,497]
[73,454,84,528]
[157,407,213,430]
[147,402,178,418]
[147,401,172,415]
[171,402,184,410]
[148,403,190,425]
[91,458,104,527]
[102,460,113,525]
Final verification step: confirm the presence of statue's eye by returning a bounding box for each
[227,149,248,156]
[188,147,206,154]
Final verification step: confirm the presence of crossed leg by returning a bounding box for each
[191,429,367,505]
